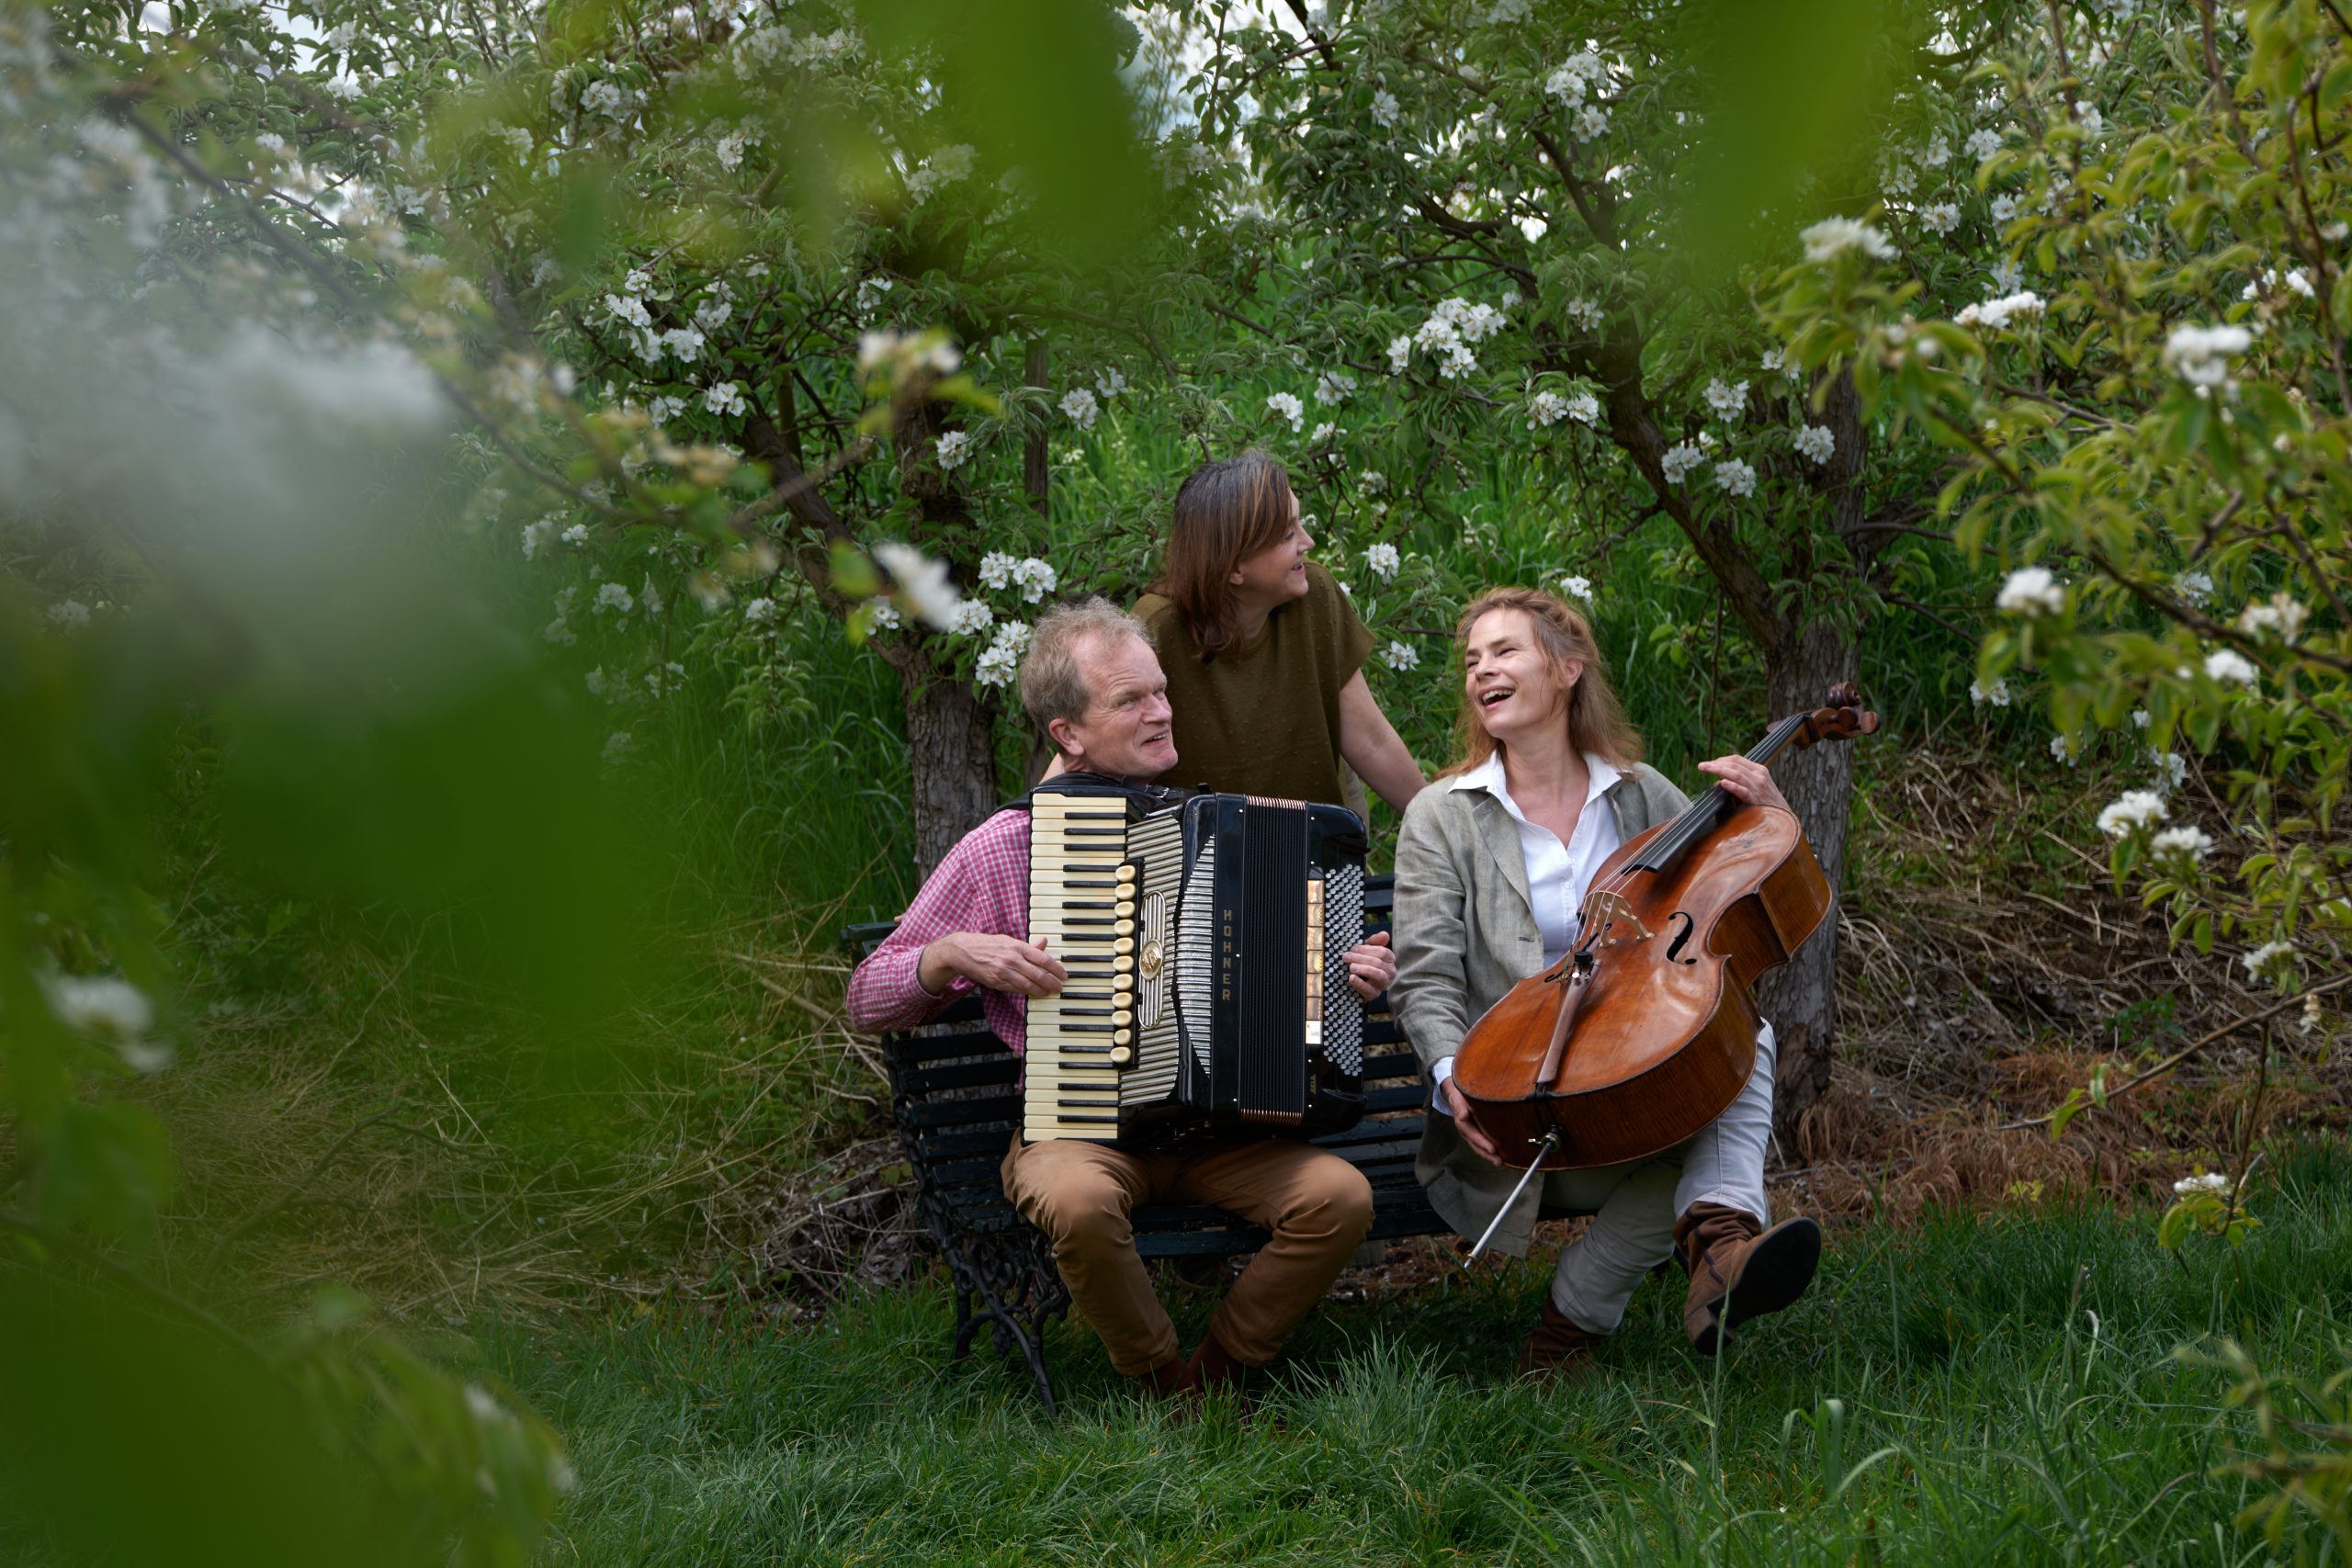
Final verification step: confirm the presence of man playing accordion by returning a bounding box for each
[847,597,1397,1401]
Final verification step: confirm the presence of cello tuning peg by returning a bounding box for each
[1826,681,1861,708]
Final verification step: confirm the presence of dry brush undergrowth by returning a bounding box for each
[135,741,2342,1325]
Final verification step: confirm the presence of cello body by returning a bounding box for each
[1449,802,1835,1172]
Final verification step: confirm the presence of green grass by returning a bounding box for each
[484,1141,2352,1566]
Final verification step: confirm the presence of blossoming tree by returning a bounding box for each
[1151,0,2013,1130]
[1770,0,2346,1053]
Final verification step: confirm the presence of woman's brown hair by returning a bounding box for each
[1154,450,1296,660]
[1436,586,1645,777]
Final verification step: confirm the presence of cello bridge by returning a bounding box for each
[1587,890,1654,946]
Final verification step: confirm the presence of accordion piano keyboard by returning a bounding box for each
[1023,795,1136,1144]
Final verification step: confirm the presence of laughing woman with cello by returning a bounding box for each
[1391,587,1826,1380]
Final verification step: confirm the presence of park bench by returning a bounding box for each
[843,874,1449,1413]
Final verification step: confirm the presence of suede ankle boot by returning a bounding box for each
[1674,1202,1822,1356]
[1515,1294,1603,1382]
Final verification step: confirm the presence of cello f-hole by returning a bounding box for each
[1665,910,1701,965]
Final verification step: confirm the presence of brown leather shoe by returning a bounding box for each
[1134,1355,1189,1398]
[1175,1327,1252,1401]
[1674,1202,1821,1356]
[1515,1294,1603,1382]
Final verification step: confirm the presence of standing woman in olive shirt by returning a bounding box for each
[1131,451,1426,818]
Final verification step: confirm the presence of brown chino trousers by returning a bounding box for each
[1000,1134,1374,1376]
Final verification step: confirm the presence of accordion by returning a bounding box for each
[1023,783,1369,1146]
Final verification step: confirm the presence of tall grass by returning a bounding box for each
[488,1139,2352,1566]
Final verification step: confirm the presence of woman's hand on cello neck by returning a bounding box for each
[1695,754,1792,816]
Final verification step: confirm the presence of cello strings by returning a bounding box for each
[1566,712,1813,957]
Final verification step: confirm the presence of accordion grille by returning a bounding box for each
[1124,812,1185,1109]
[1176,835,1217,1077]
[1320,862,1365,1076]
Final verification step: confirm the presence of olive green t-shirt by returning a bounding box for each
[1133,561,1375,812]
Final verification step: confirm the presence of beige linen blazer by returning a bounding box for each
[1390,758,1690,1257]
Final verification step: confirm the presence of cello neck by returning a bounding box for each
[1624,714,1810,876]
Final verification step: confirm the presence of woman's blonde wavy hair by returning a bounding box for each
[1436,587,1645,778]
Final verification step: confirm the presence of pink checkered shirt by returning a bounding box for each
[844,807,1035,1054]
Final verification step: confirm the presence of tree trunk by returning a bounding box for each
[1754,614,1860,1150]
[901,660,1003,876]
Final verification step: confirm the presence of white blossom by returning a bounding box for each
[1969,677,2010,707]
[2132,706,2153,729]
[1360,470,1388,495]
[1527,390,1570,428]
[2095,789,2166,837]
[1793,423,1836,464]
[605,292,651,329]
[1921,134,1951,168]
[693,288,734,332]
[2149,750,2188,794]
[2050,732,2076,765]
[741,597,779,627]
[1012,558,1058,604]
[1558,574,1594,604]
[1918,202,1961,235]
[973,643,1019,688]
[2240,940,2295,977]
[649,394,685,423]
[602,730,633,764]
[1372,89,1399,127]
[865,599,900,633]
[1385,334,1413,374]
[560,524,590,548]
[1365,543,1400,581]
[2173,1170,2233,1196]
[1801,217,1894,264]
[43,974,156,1045]
[2162,323,2253,390]
[2149,824,2212,863]
[1989,256,2026,293]
[2203,649,2258,686]
[2234,592,2308,643]
[1964,128,2003,163]
[874,541,963,630]
[2075,103,2104,137]
[1956,290,2045,332]
[1703,378,1748,420]
[978,551,1017,592]
[1314,369,1357,406]
[703,380,746,417]
[46,599,91,630]
[662,325,706,363]
[1437,344,1477,379]
[1660,442,1707,484]
[1381,639,1419,671]
[1564,298,1604,332]
[854,276,894,320]
[1713,458,1758,498]
[1996,567,2065,617]
[946,598,995,636]
[1544,51,1606,105]
[1058,388,1100,430]
[715,130,749,170]
[1266,391,1306,432]
[1574,105,1611,141]
[933,430,972,471]
[1989,195,2018,223]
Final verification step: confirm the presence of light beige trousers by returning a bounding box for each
[1000,1134,1374,1375]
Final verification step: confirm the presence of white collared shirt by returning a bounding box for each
[1430,750,1622,1100]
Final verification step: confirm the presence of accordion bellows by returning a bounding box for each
[1023,783,1369,1146]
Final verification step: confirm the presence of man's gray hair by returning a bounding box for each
[1020,596,1154,747]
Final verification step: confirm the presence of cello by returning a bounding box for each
[1449,684,1879,1189]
